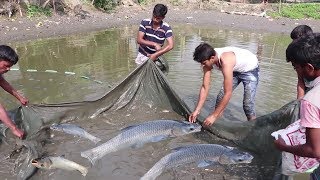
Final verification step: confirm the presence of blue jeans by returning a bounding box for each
[215,67,259,119]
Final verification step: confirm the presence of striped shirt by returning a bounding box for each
[138,19,173,56]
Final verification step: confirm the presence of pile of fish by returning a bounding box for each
[24,120,253,179]
[80,120,202,165]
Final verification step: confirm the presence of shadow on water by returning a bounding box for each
[0,24,299,180]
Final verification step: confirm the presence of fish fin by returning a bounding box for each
[224,146,235,150]
[130,135,168,149]
[172,145,197,152]
[150,135,168,142]
[197,160,216,168]
[130,142,145,149]
[120,125,139,132]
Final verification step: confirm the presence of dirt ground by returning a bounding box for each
[0,1,319,44]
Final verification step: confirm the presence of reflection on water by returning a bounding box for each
[1,25,300,179]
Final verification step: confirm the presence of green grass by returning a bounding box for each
[27,5,52,18]
[138,0,147,5]
[269,3,320,19]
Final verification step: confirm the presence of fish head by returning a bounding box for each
[218,147,254,164]
[31,157,53,169]
[49,124,59,130]
[171,121,202,136]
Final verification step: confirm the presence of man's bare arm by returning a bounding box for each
[152,36,174,57]
[275,128,320,158]
[0,75,28,105]
[189,65,212,122]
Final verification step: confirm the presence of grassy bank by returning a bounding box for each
[269,3,320,19]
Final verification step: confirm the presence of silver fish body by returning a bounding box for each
[140,144,254,180]
[50,123,101,144]
[31,156,88,176]
[81,120,202,165]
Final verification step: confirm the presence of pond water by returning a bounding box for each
[0,24,303,180]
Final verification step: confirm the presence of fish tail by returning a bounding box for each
[81,150,98,166]
[140,166,163,180]
[78,166,88,176]
[86,133,101,144]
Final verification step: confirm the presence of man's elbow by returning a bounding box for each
[224,91,232,98]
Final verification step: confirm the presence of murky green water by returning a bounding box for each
[5,25,297,115]
[1,24,303,180]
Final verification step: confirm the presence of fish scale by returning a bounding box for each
[140,144,254,180]
[81,120,202,165]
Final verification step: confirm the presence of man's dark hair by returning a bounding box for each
[286,34,320,70]
[153,4,168,17]
[0,45,19,65]
[290,25,313,40]
[193,43,216,63]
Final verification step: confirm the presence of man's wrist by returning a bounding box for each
[14,92,22,100]
[211,112,219,118]
[152,42,157,47]
[8,124,18,130]
[194,109,201,114]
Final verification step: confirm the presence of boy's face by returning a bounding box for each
[292,62,303,73]
[152,15,165,25]
[0,60,13,74]
[201,56,216,69]
[201,59,211,68]
[292,62,315,81]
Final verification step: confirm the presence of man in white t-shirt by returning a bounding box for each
[189,43,259,126]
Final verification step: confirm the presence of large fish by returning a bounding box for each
[140,144,254,180]
[81,120,202,165]
[50,123,101,144]
[31,156,88,176]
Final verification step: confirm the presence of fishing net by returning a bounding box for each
[0,59,299,180]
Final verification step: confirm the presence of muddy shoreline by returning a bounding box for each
[0,4,320,44]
